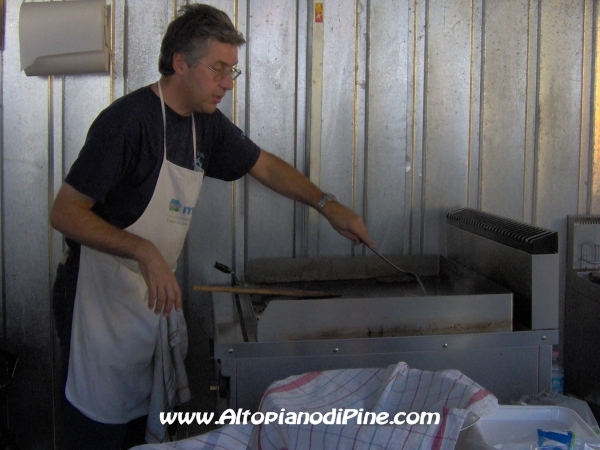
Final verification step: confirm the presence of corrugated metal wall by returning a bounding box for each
[1,0,599,447]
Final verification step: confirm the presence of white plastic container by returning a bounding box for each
[456,405,598,450]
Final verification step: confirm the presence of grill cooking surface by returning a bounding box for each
[259,272,492,301]
[259,277,431,299]
[228,257,515,342]
[252,256,511,305]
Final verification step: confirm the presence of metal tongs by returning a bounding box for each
[364,244,428,296]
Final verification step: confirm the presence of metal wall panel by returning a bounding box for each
[523,0,540,224]
[2,0,600,446]
[536,0,587,348]
[536,0,584,234]
[409,0,427,254]
[125,0,173,93]
[480,0,529,221]
[366,0,410,254]
[594,0,600,215]
[64,77,111,172]
[467,0,482,213]
[423,0,474,254]
[246,1,299,260]
[2,1,54,447]
[578,0,594,215]
[318,0,359,257]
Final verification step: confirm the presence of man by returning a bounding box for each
[50,4,373,448]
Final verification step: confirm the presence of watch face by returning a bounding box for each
[318,193,336,211]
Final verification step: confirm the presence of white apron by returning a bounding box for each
[66,81,204,424]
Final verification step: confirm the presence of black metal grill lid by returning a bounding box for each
[447,207,558,254]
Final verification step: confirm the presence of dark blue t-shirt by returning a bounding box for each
[65,85,260,229]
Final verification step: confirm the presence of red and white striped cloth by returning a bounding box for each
[249,362,498,450]
[133,361,498,450]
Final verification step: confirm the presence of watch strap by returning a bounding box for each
[316,193,336,212]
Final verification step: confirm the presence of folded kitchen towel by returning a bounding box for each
[145,310,192,443]
[249,361,499,450]
[132,361,498,449]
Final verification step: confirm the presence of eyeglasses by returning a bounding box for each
[196,59,242,81]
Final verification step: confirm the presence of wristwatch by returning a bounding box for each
[316,193,336,212]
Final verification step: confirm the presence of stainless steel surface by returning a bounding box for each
[447,226,559,330]
[125,1,172,92]
[317,0,360,258]
[564,286,600,404]
[564,216,600,409]
[364,243,428,294]
[4,1,61,446]
[216,332,557,410]
[214,210,558,411]
[245,253,439,284]
[215,329,557,360]
[568,217,600,271]
[257,294,512,342]
[424,0,474,256]
[218,254,516,341]
[481,0,529,219]
[243,254,513,341]
[537,0,587,232]
[246,0,299,259]
[594,4,600,215]
[367,1,411,254]
[0,0,598,446]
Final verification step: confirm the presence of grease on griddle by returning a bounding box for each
[375,273,416,284]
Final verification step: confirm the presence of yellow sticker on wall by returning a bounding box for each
[315,3,324,23]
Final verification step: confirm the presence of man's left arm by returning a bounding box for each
[248,149,375,247]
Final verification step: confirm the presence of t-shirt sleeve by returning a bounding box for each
[203,111,261,181]
[65,108,136,202]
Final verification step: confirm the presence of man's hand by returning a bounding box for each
[135,241,182,316]
[51,182,181,316]
[320,201,375,247]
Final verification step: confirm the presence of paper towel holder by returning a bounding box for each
[19,0,111,76]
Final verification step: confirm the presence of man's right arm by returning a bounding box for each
[50,182,182,316]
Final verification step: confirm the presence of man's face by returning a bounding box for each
[181,40,239,115]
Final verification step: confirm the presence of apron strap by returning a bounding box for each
[157,80,196,163]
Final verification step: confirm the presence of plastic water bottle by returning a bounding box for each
[538,429,600,450]
[552,350,564,394]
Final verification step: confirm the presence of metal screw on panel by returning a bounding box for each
[333,348,339,353]
[541,336,547,340]
[228,349,234,354]
[443,343,448,348]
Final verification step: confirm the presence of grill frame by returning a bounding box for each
[447,208,558,254]
[211,208,560,411]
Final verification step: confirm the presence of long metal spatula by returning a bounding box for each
[364,244,428,296]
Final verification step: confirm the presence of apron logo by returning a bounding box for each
[169,199,182,212]
[169,199,194,215]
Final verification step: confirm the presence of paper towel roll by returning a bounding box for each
[19,0,110,76]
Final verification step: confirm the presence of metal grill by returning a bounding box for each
[580,244,600,269]
[447,208,558,254]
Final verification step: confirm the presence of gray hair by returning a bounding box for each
[158,4,245,76]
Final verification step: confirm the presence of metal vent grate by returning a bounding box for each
[447,208,558,254]
[573,218,600,226]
